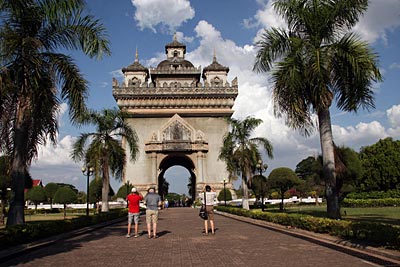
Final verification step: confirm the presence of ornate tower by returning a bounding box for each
[112,35,238,199]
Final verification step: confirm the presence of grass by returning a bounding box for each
[263,204,400,226]
[0,210,95,229]
[24,213,79,221]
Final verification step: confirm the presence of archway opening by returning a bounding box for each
[158,154,196,203]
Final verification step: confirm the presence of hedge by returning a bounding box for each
[215,206,400,249]
[342,198,400,207]
[346,190,400,199]
[0,209,127,250]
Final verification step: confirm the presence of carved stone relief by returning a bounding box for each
[162,120,191,141]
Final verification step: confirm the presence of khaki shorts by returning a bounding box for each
[146,209,159,224]
[205,205,214,220]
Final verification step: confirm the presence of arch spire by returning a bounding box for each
[135,46,139,63]
[213,48,217,62]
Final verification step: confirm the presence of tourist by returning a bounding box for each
[199,185,217,235]
[164,198,169,209]
[144,187,162,238]
[126,187,143,238]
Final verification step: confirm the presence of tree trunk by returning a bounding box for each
[6,168,26,226]
[6,94,30,226]
[318,108,341,219]
[241,173,249,210]
[101,156,110,212]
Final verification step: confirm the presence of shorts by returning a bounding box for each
[205,205,214,220]
[146,209,159,224]
[128,212,140,224]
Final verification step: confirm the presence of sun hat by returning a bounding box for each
[131,187,137,193]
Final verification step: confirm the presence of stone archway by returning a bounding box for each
[157,154,196,200]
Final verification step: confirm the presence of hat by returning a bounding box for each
[131,187,137,193]
[148,187,155,192]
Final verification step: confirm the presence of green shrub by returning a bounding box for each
[217,188,233,201]
[0,209,126,250]
[215,206,400,249]
[342,198,400,207]
[346,190,400,199]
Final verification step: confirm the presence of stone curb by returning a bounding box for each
[216,211,400,267]
[0,217,126,265]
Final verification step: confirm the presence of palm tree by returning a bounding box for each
[0,0,110,225]
[71,108,139,212]
[219,117,273,210]
[254,0,382,219]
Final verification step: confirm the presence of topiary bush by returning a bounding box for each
[217,188,232,202]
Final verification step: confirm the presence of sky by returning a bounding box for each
[30,0,400,195]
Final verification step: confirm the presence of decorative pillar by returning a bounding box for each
[151,152,157,184]
[197,151,204,183]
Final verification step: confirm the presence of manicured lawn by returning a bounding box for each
[0,211,93,229]
[264,205,400,226]
[24,213,80,221]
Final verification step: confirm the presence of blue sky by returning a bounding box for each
[30,0,400,195]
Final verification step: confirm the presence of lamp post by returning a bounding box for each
[125,180,131,208]
[223,178,227,206]
[256,159,268,211]
[82,164,94,216]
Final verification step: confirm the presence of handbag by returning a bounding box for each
[199,192,208,220]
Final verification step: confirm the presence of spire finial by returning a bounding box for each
[173,32,177,42]
[213,48,217,62]
[135,46,139,62]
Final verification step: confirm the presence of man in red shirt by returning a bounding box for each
[126,187,143,238]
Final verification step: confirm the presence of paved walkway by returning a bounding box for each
[1,208,399,267]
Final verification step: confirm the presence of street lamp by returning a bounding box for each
[82,164,94,216]
[222,178,227,206]
[256,159,268,211]
[125,180,131,208]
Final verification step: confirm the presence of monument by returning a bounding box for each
[112,35,238,200]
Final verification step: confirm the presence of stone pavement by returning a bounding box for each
[1,208,399,267]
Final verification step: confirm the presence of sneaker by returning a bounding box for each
[134,234,139,238]
[126,234,131,238]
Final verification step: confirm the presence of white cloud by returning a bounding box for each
[33,135,77,166]
[253,0,286,30]
[56,103,68,127]
[131,0,195,33]
[30,134,86,190]
[354,0,400,44]
[387,104,400,128]
[248,0,400,46]
[176,31,194,43]
[100,81,109,88]
[110,69,123,78]
[333,121,388,150]
[389,63,400,70]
